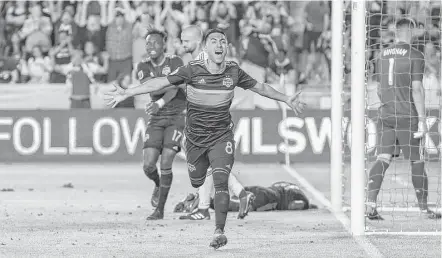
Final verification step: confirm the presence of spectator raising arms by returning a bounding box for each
[49,28,75,83]
[105,1,134,82]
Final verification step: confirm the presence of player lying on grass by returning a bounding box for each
[366,18,440,220]
[104,28,305,249]
[137,30,186,220]
[174,180,317,214]
[178,25,255,221]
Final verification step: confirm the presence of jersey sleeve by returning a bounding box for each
[166,64,192,86]
[411,52,425,82]
[170,56,184,70]
[136,62,150,83]
[237,67,258,90]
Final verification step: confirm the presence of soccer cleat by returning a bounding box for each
[209,228,228,249]
[151,186,159,207]
[146,208,164,220]
[365,202,384,220]
[422,208,441,219]
[238,192,255,219]
[179,208,210,220]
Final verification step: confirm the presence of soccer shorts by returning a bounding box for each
[143,115,185,152]
[184,138,235,187]
[377,117,422,161]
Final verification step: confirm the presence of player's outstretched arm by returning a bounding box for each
[249,82,306,115]
[104,77,171,108]
[145,88,179,115]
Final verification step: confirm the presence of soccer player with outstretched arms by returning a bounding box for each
[366,19,440,220]
[179,25,255,221]
[104,28,305,249]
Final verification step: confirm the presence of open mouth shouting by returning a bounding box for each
[214,50,223,57]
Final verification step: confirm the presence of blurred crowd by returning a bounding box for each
[0,0,331,88]
[0,0,440,108]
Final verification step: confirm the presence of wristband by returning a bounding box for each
[156,98,166,109]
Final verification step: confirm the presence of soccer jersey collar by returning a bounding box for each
[204,59,226,74]
[150,55,167,67]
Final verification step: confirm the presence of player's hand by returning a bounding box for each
[103,82,128,108]
[413,120,428,139]
[145,102,160,115]
[285,91,306,116]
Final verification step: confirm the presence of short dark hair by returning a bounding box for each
[145,29,167,42]
[203,28,226,44]
[396,18,416,29]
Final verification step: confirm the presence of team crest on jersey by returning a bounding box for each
[223,76,233,87]
[162,66,171,75]
[170,68,179,76]
[138,70,144,80]
[187,163,196,172]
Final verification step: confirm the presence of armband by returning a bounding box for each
[156,98,166,109]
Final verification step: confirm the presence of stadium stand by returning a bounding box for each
[0,1,440,110]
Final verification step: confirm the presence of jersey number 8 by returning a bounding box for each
[225,142,234,155]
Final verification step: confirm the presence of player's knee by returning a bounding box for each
[190,178,205,188]
[212,168,229,192]
[376,154,392,165]
[143,164,158,178]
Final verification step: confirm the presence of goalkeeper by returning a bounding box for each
[366,18,440,220]
[174,179,317,214]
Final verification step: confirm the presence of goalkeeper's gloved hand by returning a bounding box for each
[413,120,428,139]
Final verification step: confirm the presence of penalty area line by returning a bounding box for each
[282,165,384,258]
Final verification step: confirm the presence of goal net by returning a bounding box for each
[337,1,441,235]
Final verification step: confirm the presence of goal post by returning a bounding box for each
[350,0,367,236]
[330,0,344,215]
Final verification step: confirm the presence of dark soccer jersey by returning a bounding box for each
[376,42,425,120]
[166,60,257,147]
[137,55,186,118]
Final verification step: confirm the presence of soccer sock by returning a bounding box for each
[157,168,173,212]
[143,165,160,187]
[367,159,390,203]
[198,168,214,210]
[228,173,246,198]
[212,168,230,232]
[411,161,428,210]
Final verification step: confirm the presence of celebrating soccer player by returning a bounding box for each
[179,25,255,221]
[104,28,306,249]
[136,30,186,220]
[366,19,440,220]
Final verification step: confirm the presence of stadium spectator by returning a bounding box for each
[21,45,52,83]
[19,2,52,54]
[105,4,134,82]
[49,28,75,83]
[299,0,329,84]
[77,0,108,52]
[83,41,109,83]
[5,1,28,35]
[67,51,96,109]
[0,57,20,84]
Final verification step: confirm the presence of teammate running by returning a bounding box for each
[179,25,254,220]
[137,30,186,220]
[366,19,440,220]
[104,28,306,249]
